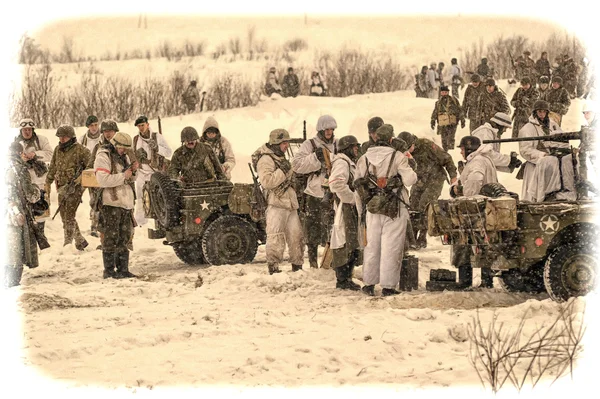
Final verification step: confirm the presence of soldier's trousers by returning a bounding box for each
[451,83,460,99]
[88,188,100,232]
[512,117,528,138]
[469,119,482,133]
[409,177,444,242]
[438,125,458,152]
[265,205,304,266]
[99,205,134,253]
[304,195,328,263]
[58,188,86,247]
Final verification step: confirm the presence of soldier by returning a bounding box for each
[476,57,491,78]
[426,62,440,99]
[399,131,457,249]
[537,75,551,101]
[450,136,499,288]
[78,115,102,236]
[291,114,338,269]
[265,67,282,97]
[462,74,485,132]
[437,62,445,86]
[449,58,464,99]
[360,116,384,156]
[415,66,429,98]
[282,67,300,98]
[546,76,571,126]
[199,116,235,180]
[168,127,226,183]
[561,56,580,99]
[310,71,327,96]
[471,112,521,173]
[182,80,200,113]
[94,132,139,279]
[132,115,172,226]
[534,52,551,82]
[5,142,42,287]
[579,102,598,186]
[253,129,304,275]
[475,78,510,130]
[430,85,465,151]
[329,135,362,291]
[45,125,91,250]
[14,118,52,238]
[354,124,417,296]
[510,77,540,137]
[513,50,535,82]
[518,100,572,202]
[577,58,590,99]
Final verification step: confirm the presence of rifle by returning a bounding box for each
[13,166,50,251]
[248,163,268,221]
[52,165,85,220]
[509,51,515,69]
[200,91,206,112]
[157,116,163,135]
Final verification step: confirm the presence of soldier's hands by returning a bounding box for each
[131,161,139,172]
[457,161,465,174]
[430,120,436,130]
[147,140,159,151]
[509,151,522,171]
[460,120,466,129]
[450,177,457,185]
[279,159,291,174]
[124,168,133,179]
[314,147,325,163]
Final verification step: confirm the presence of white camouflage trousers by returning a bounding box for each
[528,154,576,202]
[363,207,409,289]
[266,205,304,266]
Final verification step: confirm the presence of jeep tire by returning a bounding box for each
[148,172,182,229]
[543,242,597,302]
[201,215,258,265]
[173,238,206,265]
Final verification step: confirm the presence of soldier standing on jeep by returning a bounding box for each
[132,115,172,226]
[291,115,338,269]
[253,129,304,275]
[168,127,226,183]
[450,136,498,289]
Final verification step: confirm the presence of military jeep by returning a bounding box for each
[427,190,599,302]
[142,172,266,265]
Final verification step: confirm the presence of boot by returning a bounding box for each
[102,251,117,279]
[268,263,281,275]
[416,229,428,249]
[479,267,494,288]
[458,265,473,289]
[115,251,136,278]
[308,245,319,268]
[291,264,303,272]
[381,288,400,296]
[362,284,375,296]
[75,239,89,251]
[73,224,89,251]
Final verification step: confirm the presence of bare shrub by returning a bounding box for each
[206,74,261,111]
[467,300,585,394]
[183,40,205,57]
[55,36,77,64]
[212,43,228,59]
[283,38,308,52]
[18,34,49,65]
[229,36,243,56]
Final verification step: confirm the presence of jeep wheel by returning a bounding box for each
[201,215,258,266]
[148,172,181,229]
[543,242,597,302]
[173,239,206,265]
[498,263,545,293]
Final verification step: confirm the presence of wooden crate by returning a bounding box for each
[81,168,99,188]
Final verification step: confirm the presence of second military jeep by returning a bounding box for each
[143,173,266,266]
[427,186,599,302]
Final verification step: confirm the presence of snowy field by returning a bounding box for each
[2,5,600,399]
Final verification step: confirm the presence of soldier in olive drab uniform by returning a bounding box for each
[431,85,465,151]
[168,126,226,183]
[476,58,491,78]
[291,115,338,269]
[546,76,571,126]
[475,78,510,130]
[399,132,457,249]
[182,80,200,113]
[537,75,551,101]
[534,52,551,83]
[94,132,139,279]
[5,142,42,287]
[360,116,384,156]
[329,135,362,291]
[45,125,91,251]
[462,74,486,132]
[253,129,304,275]
[510,77,540,138]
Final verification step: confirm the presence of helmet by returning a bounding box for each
[367,116,384,133]
[101,120,119,132]
[457,136,481,153]
[523,50,531,56]
[490,112,512,128]
[55,125,76,138]
[269,67,276,73]
[485,78,496,86]
[552,76,563,85]
[181,126,200,142]
[539,75,550,84]
[110,132,133,149]
[398,131,417,148]
[316,115,337,131]
[451,58,457,64]
[520,77,531,85]
[19,118,36,129]
[85,115,98,127]
[481,57,488,63]
[337,135,359,152]
[533,100,550,111]
[269,128,290,145]
[375,124,394,142]
[471,74,481,83]
[191,80,197,85]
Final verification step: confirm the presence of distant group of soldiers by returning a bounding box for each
[264,67,327,98]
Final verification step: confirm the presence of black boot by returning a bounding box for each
[458,265,473,289]
[381,288,400,296]
[292,264,303,272]
[416,229,428,249]
[479,267,494,288]
[115,251,136,278]
[335,265,361,291]
[362,284,375,296]
[102,251,117,279]
[308,245,319,268]
[268,263,282,275]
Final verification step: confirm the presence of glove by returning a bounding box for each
[430,121,436,130]
[279,159,291,174]
[457,161,465,174]
[314,147,325,163]
[147,140,159,151]
[460,120,466,129]
[408,157,417,171]
[509,151,522,172]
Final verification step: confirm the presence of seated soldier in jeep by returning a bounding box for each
[168,126,226,184]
